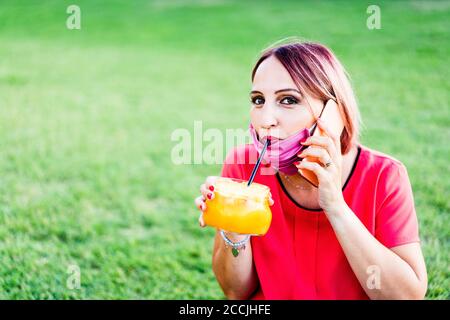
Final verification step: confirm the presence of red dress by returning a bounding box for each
[220,144,420,300]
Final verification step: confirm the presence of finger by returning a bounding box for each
[317,119,341,148]
[200,183,214,200]
[198,212,205,227]
[195,196,206,211]
[205,176,217,192]
[298,146,333,168]
[194,195,207,227]
[302,135,334,151]
[301,136,338,163]
[296,159,328,182]
[268,192,274,206]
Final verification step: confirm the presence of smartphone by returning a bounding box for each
[299,99,344,187]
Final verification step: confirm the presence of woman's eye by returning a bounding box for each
[280,96,298,105]
[251,96,265,106]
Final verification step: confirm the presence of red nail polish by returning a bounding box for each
[207,193,212,200]
[293,161,300,166]
[209,185,214,191]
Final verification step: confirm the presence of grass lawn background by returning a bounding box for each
[0,0,448,299]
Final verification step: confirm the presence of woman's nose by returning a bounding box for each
[259,104,278,129]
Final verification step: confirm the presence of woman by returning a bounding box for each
[194,41,427,300]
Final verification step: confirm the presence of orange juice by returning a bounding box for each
[203,177,272,235]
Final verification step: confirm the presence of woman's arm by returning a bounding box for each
[212,230,258,300]
[297,119,428,299]
[326,203,427,299]
[196,176,259,300]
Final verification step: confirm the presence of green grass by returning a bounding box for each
[0,0,448,299]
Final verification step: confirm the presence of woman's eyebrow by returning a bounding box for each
[274,88,302,94]
[250,88,302,95]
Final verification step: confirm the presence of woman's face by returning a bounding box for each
[250,55,324,141]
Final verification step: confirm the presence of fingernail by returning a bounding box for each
[293,161,300,166]
[209,185,214,192]
[207,193,213,200]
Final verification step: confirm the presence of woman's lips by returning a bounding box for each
[257,129,285,142]
[259,134,284,142]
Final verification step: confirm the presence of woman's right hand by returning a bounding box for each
[194,176,274,228]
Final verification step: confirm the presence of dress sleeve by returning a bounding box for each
[375,162,420,248]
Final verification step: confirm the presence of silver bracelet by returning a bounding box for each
[220,230,251,257]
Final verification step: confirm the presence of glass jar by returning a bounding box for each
[203,177,272,235]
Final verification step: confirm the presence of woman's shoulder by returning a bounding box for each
[223,144,412,183]
[223,144,258,168]
[357,144,411,185]
[225,143,410,174]
[221,144,258,178]
[358,144,407,171]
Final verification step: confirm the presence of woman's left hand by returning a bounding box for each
[295,119,346,216]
